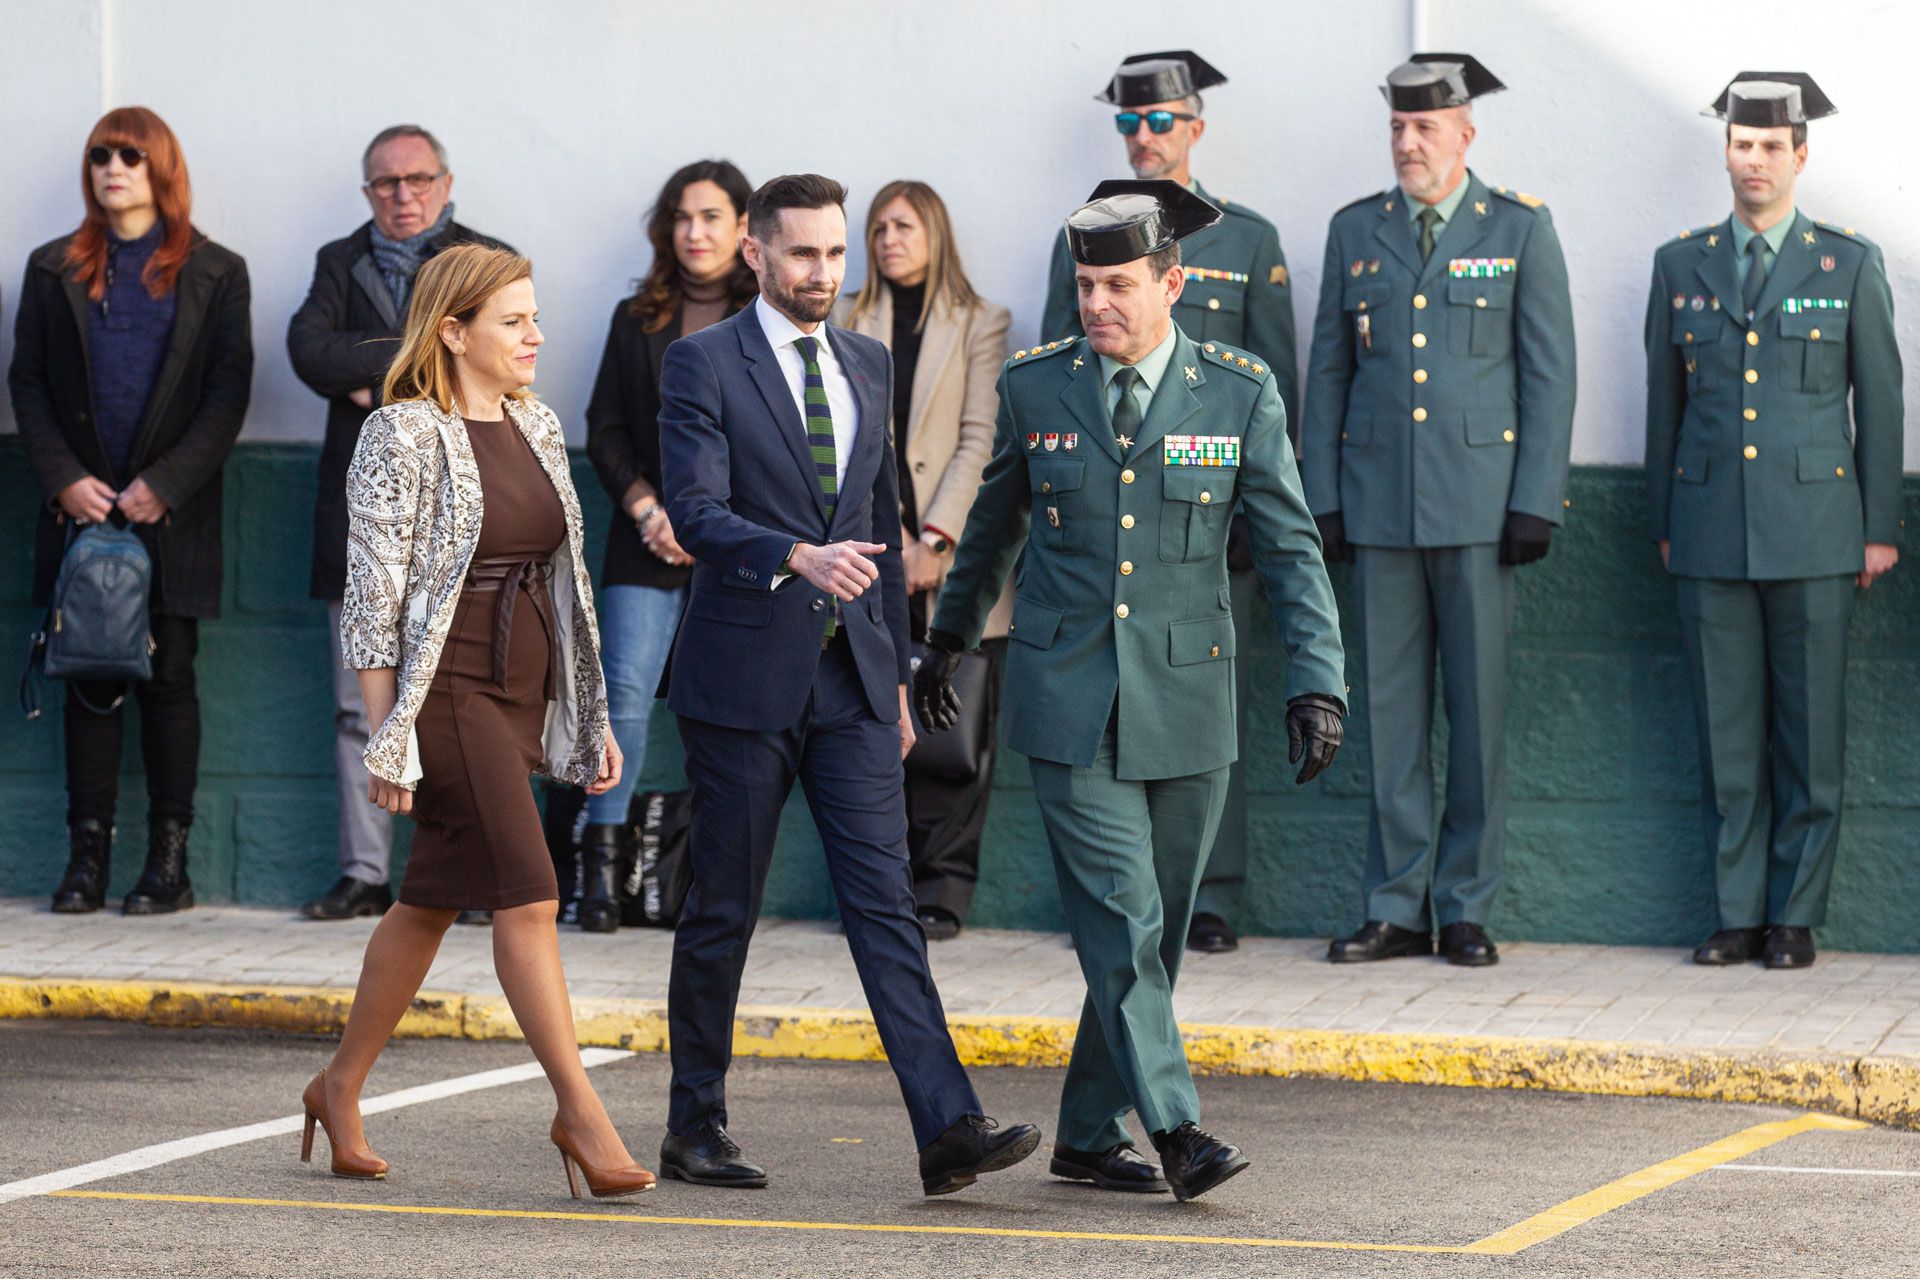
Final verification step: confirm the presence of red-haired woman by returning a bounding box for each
[9,106,253,916]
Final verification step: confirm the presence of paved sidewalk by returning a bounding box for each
[2,899,1916,1125]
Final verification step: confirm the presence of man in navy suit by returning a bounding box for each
[656,174,1039,1196]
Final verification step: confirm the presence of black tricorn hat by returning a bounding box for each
[1380,52,1507,112]
[1702,72,1837,125]
[1095,50,1228,107]
[1064,180,1223,267]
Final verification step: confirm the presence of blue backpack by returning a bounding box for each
[19,522,155,718]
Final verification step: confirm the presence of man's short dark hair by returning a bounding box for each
[1726,121,1807,150]
[746,173,847,243]
[1147,243,1182,277]
[363,124,448,178]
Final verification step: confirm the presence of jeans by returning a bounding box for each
[65,614,200,828]
[585,583,686,824]
[328,600,394,884]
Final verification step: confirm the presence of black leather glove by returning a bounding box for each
[1286,693,1345,784]
[1499,511,1554,567]
[1314,512,1354,565]
[913,629,967,731]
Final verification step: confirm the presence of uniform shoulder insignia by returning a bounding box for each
[1215,196,1274,227]
[1208,346,1268,382]
[1814,219,1872,245]
[1491,186,1546,211]
[1336,189,1391,215]
[1007,336,1079,368]
[1663,224,1717,249]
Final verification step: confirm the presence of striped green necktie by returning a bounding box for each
[795,335,837,519]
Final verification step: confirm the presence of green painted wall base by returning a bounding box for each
[3,439,1915,952]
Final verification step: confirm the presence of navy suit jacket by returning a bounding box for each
[659,307,911,732]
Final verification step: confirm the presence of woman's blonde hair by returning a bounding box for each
[382,243,535,413]
[845,180,980,333]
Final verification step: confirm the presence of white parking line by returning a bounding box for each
[1713,1164,1920,1179]
[0,1048,633,1206]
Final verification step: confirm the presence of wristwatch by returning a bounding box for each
[920,530,953,555]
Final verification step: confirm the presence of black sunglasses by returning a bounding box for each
[1114,110,1197,136]
[87,145,147,168]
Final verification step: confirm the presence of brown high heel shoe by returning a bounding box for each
[301,1069,389,1180]
[551,1117,656,1199]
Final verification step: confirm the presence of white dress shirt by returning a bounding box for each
[756,295,858,491]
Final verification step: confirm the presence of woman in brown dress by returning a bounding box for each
[305,244,653,1198]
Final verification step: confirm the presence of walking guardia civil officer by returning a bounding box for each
[1645,75,1902,971]
[1041,51,1301,954]
[919,181,1345,1201]
[1301,55,1576,967]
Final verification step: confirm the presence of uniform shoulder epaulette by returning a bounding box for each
[1008,335,1080,367]
[1662,224,1718,250]
[1197,341,1269,382]
[1813,219,1876,248]
[1490,185,1547,212]
[1336,189,1392,215]
[1214,196,1273,226]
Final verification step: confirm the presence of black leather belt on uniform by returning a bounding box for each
[463,555,556,698]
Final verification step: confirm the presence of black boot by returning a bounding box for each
[52,819,113,914]
[123,818,194,915]
[577,824,622,934]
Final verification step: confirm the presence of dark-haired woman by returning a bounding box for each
[576,160,756,930]
[10,106,252,916]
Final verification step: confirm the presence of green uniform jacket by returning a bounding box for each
[1300,172,1577,548]
[931,326,1345,782]
[1041,182,1299,428]
[1644,211,1904,580]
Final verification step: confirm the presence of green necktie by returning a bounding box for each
[1742,237,1769,320]
[795,335,838,642]
[1111,365,1143,451]
[1417,206,1442,264]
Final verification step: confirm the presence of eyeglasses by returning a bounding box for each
[87,146,147,168]
[1114,110,1197,136]
[362,170,447,200]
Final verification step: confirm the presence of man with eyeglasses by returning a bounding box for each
[1040,50,1300,957]
[288,124,510,923]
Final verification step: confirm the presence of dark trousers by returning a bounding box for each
[669,638,980,1148]
[65,614,200,828]
[903,637,1006,921]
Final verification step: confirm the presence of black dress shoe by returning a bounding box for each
[1049,1141,1168,1193]
[577,824,622,934]
[1151,1122,1249,1202]
[52,820,113,914]
[300,877,393,921]
[919,1114,1041,1196]
[123,819,193,915]
[917,907,960,941]
[1328,920,1433,963]
[1693,927,1765,965]
[659,1122,768,1188]
[1187,912,1239,954]
[1764,926,1816,970]
[1439,922,1499,967]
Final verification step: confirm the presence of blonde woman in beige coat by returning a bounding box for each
[836,181,1012,939]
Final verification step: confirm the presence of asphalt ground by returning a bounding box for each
[1,1021,1915,1278]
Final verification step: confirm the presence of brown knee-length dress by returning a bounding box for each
[400,417,567,911]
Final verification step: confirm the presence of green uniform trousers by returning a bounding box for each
[1675,575,1854,929]
[1194,567,1260,921]
[1029,727,1229,1151]
[1354,544,1514,930]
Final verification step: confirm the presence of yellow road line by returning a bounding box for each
[1463,1113,1869,1255]
[45,1190,1468,1253]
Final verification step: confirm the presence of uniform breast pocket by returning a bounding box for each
[1158,467,1235,564]
[1673,313,1725,388]
[1028,458,1086,553]
[1182,280,1245,343]
[1344,282,1393,358]
[1779,309,1849,392]
[1447,278,1516,357]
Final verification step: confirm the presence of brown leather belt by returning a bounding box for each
[462,555,556,698]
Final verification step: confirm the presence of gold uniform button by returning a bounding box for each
[1121,514,1135,529]
[1209,645,1221,657]
[1120,560,1134,575]
[1475,296,1488,309]
[1502,429,1516,443]
[1204,343,1217,353]
[1412,407,1428,422]
[1746,331,1760,347]
[1743,445,1758,460]
[1837,466,1846,477]
[1414,368,1428,383]
[1743,408,1757,421]
[1207,297,1221,311]
[1684,332,1693,343]
[1676,466,1685,476]
[1412,333,1428,348]
[1810,328,1821,340]
[1413,294,1428,309]
[1199,491,1212,504]
[1115,604,1129,619]
[1041,481,1052,493]
[1745,369,1759,384]
[1121,468,1135,484]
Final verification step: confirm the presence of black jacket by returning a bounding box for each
[287,219,509,599]
[11,230,253,619]
[585,298,745,590]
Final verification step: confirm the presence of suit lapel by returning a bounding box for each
[351,254,400,328]
[1695,220,1746,330]
[1373,193,1423,278]
[1130,329,1204,458]
[826,324,883,532]
[1057,346,1123,465]
[430,403,484,556]
[1419,173,1492,286]
[907,300,962,437]
[736,311,829,523]
[130,240,215,469]
[1751,211,1820,324]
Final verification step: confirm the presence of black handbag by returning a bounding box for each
[19,521,155,719]
[905,644,991,781]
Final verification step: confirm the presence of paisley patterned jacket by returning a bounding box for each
[340,396,608,788]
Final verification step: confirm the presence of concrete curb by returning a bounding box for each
[4,976,1913,1130]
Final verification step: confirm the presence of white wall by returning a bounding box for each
[1,0,1914,467]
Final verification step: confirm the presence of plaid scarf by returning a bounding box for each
[368,202,455,317]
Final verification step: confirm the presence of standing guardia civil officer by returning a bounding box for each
[921,182,1345,1201]
[1301,55,1575,967]
[1645,75,1902,971]
[1041,50,1301,954]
